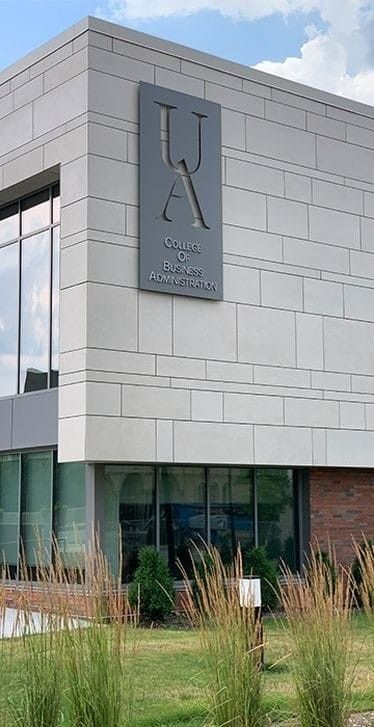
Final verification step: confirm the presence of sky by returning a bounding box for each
[0,0,374,104]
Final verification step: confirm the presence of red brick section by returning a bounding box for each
[309,468,374,565]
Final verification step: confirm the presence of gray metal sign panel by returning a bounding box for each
[139,82,223,300]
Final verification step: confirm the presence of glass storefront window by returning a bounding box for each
[104,465,155,581]
[54,462,86,569]
[21,451,52,568]
[209,467,254,564]
[0,185,60,399]
[160,466,206,577]
[0,454,20,577]
[0,458,302,581]
[256,469,297,569]
[0,242,19,397]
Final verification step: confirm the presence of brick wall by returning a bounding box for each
[309,468,374,564]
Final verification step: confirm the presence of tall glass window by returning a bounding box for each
[21,451,53,568]
[256,469,297,569]
[54,462,86,569]
[0,242,19,396]
[104,465,155,581]
[160,466,206,577]
[0,184,60,398]
[0,454,20,577]
[209,467,254,564]
[20,231,50,393]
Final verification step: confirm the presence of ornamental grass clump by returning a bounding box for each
[280,546,354,727]
[62,537,136,727]
[181,544,266,727]
[352,536,374,617]
[0,532,136,727]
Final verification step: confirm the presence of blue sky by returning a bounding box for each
[0,1,373,105]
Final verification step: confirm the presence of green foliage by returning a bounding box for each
[244,546,279,611]
[184,545,266,727]
[128,546,175,622]
[281,548,354,727]
[7,623,62,727]
[63,621,129,727]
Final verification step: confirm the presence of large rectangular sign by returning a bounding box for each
[139,82,223,300]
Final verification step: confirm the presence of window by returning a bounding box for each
[54,461,86,569]
[160,466,206,577]
[0,185,60,398]
[104,465,155,581]
[102,465,302,581]
[21,451,53,568]
[0,454,20,578]
[0,451,85,579]
[209,467,254,564]
[256,469,297,570]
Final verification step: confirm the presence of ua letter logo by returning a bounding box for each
[156,103,210,229]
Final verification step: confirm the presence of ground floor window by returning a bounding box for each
[0,450,86,578]
[103,465,303,581]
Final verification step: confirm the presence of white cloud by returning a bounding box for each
[97,0,316,22]
[96,0,374,104]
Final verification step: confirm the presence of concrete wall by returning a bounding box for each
[4,18,374,466]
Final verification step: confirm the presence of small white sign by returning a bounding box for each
[239,577,262,608]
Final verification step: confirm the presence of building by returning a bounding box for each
[0,16,373,586]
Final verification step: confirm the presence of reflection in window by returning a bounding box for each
[0,454,20,578]
[52,185,60,224]
[0,185,60,398]
[21,189,49,236]
[21,451,52,568]
[104,465,155,581]
[210,467,254,564]
[256,469,296,569]
[0,203,18,244]
[160,466,206,577]
[20,232,50,393]
[0,243,19,396]
[54,462,86,568]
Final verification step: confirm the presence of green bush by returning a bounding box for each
[128,546,175,622]
[244,546,279,611]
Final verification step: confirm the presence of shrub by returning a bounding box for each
[352,537,374,615]
[128,546,175,622]
[182,545,266,727]
[280,546,354,727]
[244,546,279,611]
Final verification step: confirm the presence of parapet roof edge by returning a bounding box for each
[1,13,374,122]
[0,17,89,86]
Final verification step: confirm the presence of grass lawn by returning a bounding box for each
[132,613,374,726]
[0,612,372,726]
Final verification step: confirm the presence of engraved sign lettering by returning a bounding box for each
[139,83,223,300]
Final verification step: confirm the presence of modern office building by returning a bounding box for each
[0,16,373,585]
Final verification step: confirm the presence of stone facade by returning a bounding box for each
[1,17,374,481]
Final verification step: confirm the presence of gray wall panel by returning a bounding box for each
[11,389,58,450]
[0,399,12,451]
